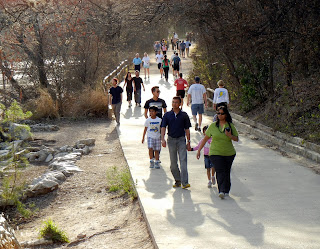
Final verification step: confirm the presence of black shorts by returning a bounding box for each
[173,65,180,71]
[134,65,140,72]
[158,63,162,69]
[176,90,185,98]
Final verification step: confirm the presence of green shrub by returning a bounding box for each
[39,219,70,243]
[106,166,137,199]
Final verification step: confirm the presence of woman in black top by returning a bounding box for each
[123,71,133,107]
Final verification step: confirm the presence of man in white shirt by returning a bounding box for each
[187,76,207,131]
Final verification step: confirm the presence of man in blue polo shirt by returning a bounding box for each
[161,96,192,189]
[133,53,142,72]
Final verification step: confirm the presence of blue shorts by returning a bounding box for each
[191,104,204,115]
[204,156,214,169]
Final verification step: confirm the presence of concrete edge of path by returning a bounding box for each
[116,126,159,249]
[227,111,320,164]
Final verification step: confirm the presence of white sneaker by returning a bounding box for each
[218,193,225,199]
[207,181,212,187]
[154,160,160,169]
[149,159,154,168]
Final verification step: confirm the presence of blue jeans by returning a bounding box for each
[167,136,188,185]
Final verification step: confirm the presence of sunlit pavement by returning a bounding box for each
[116,51,320,249]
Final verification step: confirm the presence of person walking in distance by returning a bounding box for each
[170,51,177,77]
[142,52,150,79]
[132,70,145,107]
[123,71,133,107]
[144,86,167,119]
[172,52,181,79]
[142,106,162,169]
[109,78,123,125]
[133,53,142,72]
[196,106,239,199]
[161,96,192,189]
[187,76,208,131]
[162,55,170,82]
[174,73,188,107]
[185,39,191,57]
[156,51,164,78]
[180,40,186,58]
[213,80,229,110]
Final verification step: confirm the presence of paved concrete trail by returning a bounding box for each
[116,49,320,249]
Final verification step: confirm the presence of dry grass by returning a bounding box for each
[67,87,109,118]
[26,89,59,120]
[25,88,109,120]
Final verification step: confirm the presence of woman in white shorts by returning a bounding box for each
[142,52,150,79]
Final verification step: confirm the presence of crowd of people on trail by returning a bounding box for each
[108,33,237,200]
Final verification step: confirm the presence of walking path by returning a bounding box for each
[116,49,320,249]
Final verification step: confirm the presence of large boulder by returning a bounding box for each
[49,161,83,173]
[75,138,95,147]
[0,214,21,249]
[26,171,66,197]
[9,123,32,141]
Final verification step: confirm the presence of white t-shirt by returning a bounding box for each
[142,56,150,67]
[188,83,206,104]
[144,117,162,139]
[213,88,229,104]
[156,54,163,64]
[185,41,191,48]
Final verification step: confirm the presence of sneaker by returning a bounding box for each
[224,193,229,197]
[182,183,190,189]
[149,160,154,168]
[208,181,212,187]
[138,104,141,107]
[173,182,181,188]
[197,127,201,132]
[218,192,225,199]
[195,123,199,131]
[154,161,160,169]
[212,176,216,185]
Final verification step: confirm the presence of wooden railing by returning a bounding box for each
[206,87,214,106]
[102,59,130,93]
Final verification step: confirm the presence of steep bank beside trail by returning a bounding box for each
[14,119,154,249]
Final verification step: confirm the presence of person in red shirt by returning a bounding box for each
[174,73,189,107]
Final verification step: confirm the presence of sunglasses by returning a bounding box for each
[217,112,225,115]
[156,91,161,93]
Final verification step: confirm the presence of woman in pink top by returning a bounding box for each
[191,126,216,187]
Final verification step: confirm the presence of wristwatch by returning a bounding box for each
[187,140,191,143]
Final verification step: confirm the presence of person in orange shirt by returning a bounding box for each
[174,73,189,107]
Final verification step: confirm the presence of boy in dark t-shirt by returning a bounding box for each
[144,86,167,119]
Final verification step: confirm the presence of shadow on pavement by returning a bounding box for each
[143,167,173,199]
[166,189,204,236]
[207,188,265,247]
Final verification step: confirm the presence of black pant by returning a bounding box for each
[210,155,235,193]
[164,67,169,80]
[134,65,140,72]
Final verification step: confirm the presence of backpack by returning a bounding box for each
[164,60,169,66]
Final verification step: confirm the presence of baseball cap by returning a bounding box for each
[195,76,200,82]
